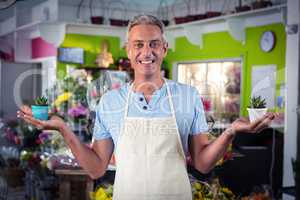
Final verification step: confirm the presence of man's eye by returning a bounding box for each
[134,43,144,48]
[150,41,161,48]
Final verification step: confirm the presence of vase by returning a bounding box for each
[31,105,49,120]
[247,108,267,123]
[235,5,251,12]
[109,19,129,26]
[174,16,188,24]
[251,1,272,9]
[91,16,104,24]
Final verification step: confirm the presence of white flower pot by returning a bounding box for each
[247,108,268,123]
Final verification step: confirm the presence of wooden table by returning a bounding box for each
[55,169,94,200]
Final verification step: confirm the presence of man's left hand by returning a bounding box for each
[231,113,277,134]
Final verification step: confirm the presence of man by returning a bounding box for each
[18,15,275,200]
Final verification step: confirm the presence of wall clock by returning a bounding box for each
[260,31,276,52]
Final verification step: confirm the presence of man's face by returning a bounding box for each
[126,24,168,78]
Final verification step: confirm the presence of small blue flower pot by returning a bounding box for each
[31,105,49,120]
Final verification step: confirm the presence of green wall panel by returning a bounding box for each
[164,23,286,116]
[57,34,127,79]
[56,23,286,117]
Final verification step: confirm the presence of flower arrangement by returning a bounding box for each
[45,75,90,127]
[54,92,72,108]
[43,71,92,143]
[90,184,113,200]
[1,118,42,149]
[68,104,88,120]
[192,178,236,200]
[38,130,66,153]
[88,179,236,200]
[2,119,21,145]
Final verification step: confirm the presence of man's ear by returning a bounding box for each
[163,42,168,57]
[125,42,130,58]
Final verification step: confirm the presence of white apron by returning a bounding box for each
[113,80,192,200]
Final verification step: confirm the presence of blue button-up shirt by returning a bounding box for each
[93,79,208,155]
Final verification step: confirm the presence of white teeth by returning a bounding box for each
[140,60,152,64]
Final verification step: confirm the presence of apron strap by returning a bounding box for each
[124,83,132,119]
[164,79,176,119]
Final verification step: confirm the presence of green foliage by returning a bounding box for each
[248,95,266,108]
[34,96,48,106]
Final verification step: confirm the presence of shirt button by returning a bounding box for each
[139,97,143,101]
[143,106,147,110]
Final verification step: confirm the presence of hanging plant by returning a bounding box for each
[108,0,129,27]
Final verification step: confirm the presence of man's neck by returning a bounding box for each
[132,76,164,101]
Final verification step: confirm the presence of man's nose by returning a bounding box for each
[141,44,152,56]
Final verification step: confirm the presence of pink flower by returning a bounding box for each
[38,131,50,143]
[68,104,88,118]
[201,97,212,112]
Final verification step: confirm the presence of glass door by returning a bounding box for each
[176,59,242,124]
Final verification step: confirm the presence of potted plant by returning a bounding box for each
[89,0,104,25]
[172,0,191,24]
[31,96,49,120]
[251,0,272,10]
[235,0,251,12]
[108,0,129,27]
[247,95,267,122]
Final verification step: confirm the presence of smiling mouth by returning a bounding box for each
[139,60,155,64]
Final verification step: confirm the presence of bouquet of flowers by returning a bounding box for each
[45,72,90,133]
[191,178,236,200]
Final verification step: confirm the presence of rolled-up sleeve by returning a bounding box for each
[190,88,209,135]
[92,97,112,140]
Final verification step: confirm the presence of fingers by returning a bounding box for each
[254,115,273,133]
[237,117,249,123]
[265,112,275,120]
[20,105,32,115]
[17,110,45,129]
[246,113,274,133]
[248,117,264,130]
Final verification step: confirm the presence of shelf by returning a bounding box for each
[213,121,284,130]
[0,3,286,61]
[167,4,286,29]
[165,4,286,50]
[65,23,127,48]
[77,66,119,71]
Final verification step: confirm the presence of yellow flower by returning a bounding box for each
[221,187,234,196]
[54,92,72,107]
[89,192,95,200]
[95,187,107,200]
[194,182,202,191]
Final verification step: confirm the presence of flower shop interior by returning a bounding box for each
[0,0,299,199]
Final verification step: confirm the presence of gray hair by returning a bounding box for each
[126,14,166,42]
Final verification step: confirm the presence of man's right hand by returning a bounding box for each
[17,105,65,131]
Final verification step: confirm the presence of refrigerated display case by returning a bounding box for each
[174,59,242,124]
[86,69,130,111]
